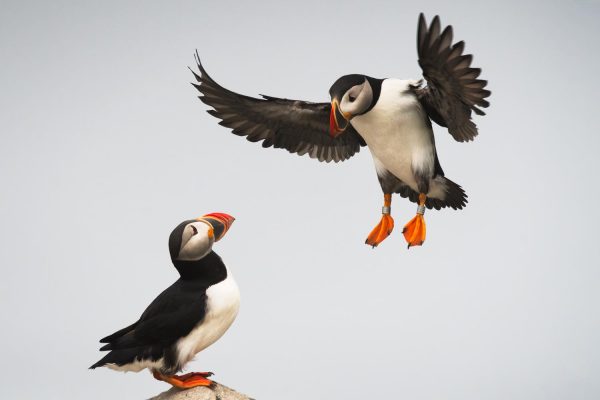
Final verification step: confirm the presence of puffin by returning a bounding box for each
[90,213,239,389]
[191,14,490,248]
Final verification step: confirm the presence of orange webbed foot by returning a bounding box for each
[177,371,214,380]
[365,213,395,248]
[365,193,394,248]
[402,193,427,248]
[402,214,426,248]
[153,370,214,389]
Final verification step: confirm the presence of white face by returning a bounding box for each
[338,79,373,117]
[177,221,215,261]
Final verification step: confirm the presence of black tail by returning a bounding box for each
[396,176,467,210]
[430,177,467,210]
[89,348,142,370]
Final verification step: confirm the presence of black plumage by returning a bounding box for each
[191,15,490,155]
[90,246,228,375]
[414,13,491,142]
[377,168,467,211]
[190,52,366,163]
[190,13,490,248]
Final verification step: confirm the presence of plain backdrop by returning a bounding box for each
[1,1,599,399]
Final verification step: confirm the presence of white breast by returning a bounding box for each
[350,79,435,190]
[175,270,240,367]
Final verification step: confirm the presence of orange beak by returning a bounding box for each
[329,99,352,137]
[197,212,235,241]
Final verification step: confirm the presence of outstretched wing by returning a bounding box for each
[414,13,491,142]
[191,53,366,163]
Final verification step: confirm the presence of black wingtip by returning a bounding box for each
[188,50,205,84]
[429,15,441,40]
[189,66,201,82]
[89,361,101,370]
[100,343,112,351]
[193,49,208,76]
[194,49,201,67]
[417,13,427,50]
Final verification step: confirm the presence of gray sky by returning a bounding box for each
[1,1,599,399]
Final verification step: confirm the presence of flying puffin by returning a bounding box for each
[191,14,490,248]
[90,213,239,389]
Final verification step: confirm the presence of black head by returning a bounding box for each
[329,74,370,100]
[329,74,383,137]
[168,213,235,263]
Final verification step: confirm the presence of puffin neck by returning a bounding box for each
[360,76,384,115]
[172,251,227,283]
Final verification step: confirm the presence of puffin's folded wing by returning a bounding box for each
[191,55,365,163]
[100,289,207,351]
[99,322,138,344]
[415,13,491,142]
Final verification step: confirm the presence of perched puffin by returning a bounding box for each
[90,213,239,389]
[191,14,490,248]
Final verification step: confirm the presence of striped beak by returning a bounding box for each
[197,212,235,241]
[329,99,352,138]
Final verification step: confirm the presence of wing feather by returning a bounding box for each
[414,14,491,142]
[191,52,365,163]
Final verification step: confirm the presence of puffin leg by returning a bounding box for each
[365,193,395,248]
[152,370,213,388]
[402,193,427,248]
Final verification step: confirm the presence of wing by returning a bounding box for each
[99,321,138,344]
[99,281,206,351]
[414,13,491,142]
[190,53,366,163]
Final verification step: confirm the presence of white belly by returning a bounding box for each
[350,79,435,191]
[175,271,240,367]
[106,357,165,373]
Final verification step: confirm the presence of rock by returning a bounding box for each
[148,381,253,400]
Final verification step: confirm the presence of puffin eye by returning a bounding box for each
[190,225,198,236]
[349,94,356,102]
